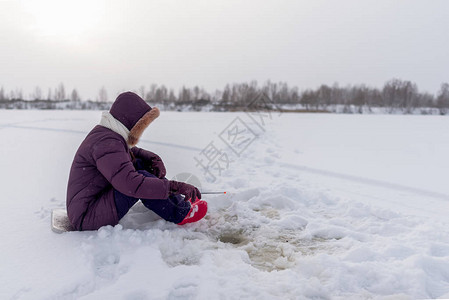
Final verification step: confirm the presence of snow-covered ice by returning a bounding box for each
[1,110,449,299]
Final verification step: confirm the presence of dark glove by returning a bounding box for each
[149,156,166,179]
[169,180,202,203]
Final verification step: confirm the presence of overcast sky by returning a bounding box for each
[1,0,448,100]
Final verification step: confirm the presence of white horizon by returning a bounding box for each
[1,0,448,100]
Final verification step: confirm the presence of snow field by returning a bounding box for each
[1,110,449,299]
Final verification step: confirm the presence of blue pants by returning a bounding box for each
[113,160,191,224]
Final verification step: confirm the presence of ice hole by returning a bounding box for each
[218,232,248,245]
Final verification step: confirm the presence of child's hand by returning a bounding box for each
[150,156,166,179]
[169,181,202,203]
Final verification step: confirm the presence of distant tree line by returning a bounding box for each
[1,79,449,114]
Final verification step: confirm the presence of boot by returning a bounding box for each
[178,199,207,225]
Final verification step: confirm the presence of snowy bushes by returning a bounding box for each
[1,79,449,115]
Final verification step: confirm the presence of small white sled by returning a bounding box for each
[51,209,74,233]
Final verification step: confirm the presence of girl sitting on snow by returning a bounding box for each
[66,91,207,231]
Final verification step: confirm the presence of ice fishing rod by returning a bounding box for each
[201,191,227,195]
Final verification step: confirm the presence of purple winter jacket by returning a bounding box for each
[66,92,169,230]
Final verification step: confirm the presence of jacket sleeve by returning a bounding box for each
[93,138,170,200]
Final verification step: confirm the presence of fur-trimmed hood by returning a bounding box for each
[127,107,159,146]
[104,92,160,147]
